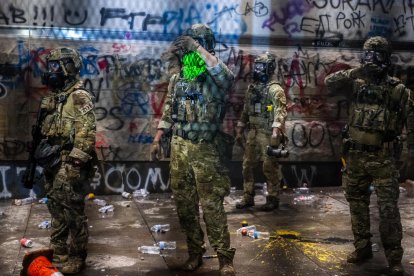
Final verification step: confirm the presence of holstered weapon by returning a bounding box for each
[22,99,46,189]
[160,128,172,158]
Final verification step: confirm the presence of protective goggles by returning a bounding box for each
[47,61,62,73]
[362,51,387,64]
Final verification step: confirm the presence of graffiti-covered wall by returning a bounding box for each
[1,0,414,198]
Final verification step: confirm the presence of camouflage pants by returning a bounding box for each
[44,161,89,260]
[242,129,281,198]
[170,135,235,260]
[342,149,403,264]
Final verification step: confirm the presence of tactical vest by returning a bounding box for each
[171,77,224,142]
[348,77,408,145]
[41,82,91,147]
[246,82,275,129]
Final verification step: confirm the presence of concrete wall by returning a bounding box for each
[0,0,413,198]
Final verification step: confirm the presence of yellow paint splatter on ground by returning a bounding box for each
[250,229,348,273]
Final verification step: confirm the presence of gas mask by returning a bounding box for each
[41,60,65,90]
[361,50,390,69]
[253,62,271,83]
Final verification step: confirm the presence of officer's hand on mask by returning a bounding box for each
[65,163,81,182]
[150,141,161,161]
[173,36,201,54]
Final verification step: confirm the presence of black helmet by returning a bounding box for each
[186,24,216,54]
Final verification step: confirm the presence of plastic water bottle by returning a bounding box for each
[248,230,270,239]
[93,199,107,206]
[236,225,256,236]
[133,189,149,198]
[122,192,132,199]
[38,220,51,229]
[38,197,48,204]
[156,241,176,250]
[138,245,160,254]
[150,224,170,233]
[230,186,236,194]
[15,197,35,206]
[262,183,268,196]
[98,205,114,213]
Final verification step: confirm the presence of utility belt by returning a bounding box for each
[173,128,217,144]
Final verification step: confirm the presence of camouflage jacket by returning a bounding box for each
[41,80,96,162]
[158,59,234,139]
[325,67,414,156]
[237,81,286,130]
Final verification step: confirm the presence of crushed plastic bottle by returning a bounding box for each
[150,224,170,233]
[98,205,114,213]
[293,195,316,205]
[294,187,310,194]
[230,186,236,194]
[262,183,268,196]
[133,189,149,198]
[14,196,36,206]
[372,243,379,252]
[138,245,160,254]
[156,241,176,250]
[38,220,51,229]
[122,192,132,199]
[247,230,270,239]
[236,225,256,236]
[38,197,48,204]
[93,199,107,206]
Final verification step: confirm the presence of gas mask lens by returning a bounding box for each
[363,51,386,64]
[254,63,266,74]
[48,61,61,73]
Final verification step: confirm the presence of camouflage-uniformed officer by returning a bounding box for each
[325,36,414,276]
[235,53,287,211]
[39,47,96,274]
[151,24,236,276]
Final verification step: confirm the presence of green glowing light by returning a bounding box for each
[182,51,206,80]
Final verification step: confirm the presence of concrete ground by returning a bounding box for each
[2,187,414,276]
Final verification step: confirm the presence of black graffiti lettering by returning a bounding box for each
[373,0,388,13]
[107,106,124,131]
[310,0,328,9]
[0,10,10,25]
[342,0,356,11]
[317,14,332,33]
[64,8,87,26]
[404,0,414,15]
[394,15,407,35]
[100,8,146,30]
[95,107,108,121]
[142,14,163,31]
[356,0,371,10]
[292,123,308,148]
[308,123,325,147]
[300,17,319,33]
[10,5,26,24]
[330,0,341,9]
[351,11,366,28]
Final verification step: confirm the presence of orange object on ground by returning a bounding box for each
[21,248,62,276]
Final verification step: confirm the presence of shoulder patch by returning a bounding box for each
[79,102,94,115]
[72,89,94,115]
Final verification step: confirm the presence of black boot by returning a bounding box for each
[389,262,404,276]
[218,254,235,276]
[181,252,204,271]
[346,243,373,263]
[259,196,279,211]
[236,195,254,209]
